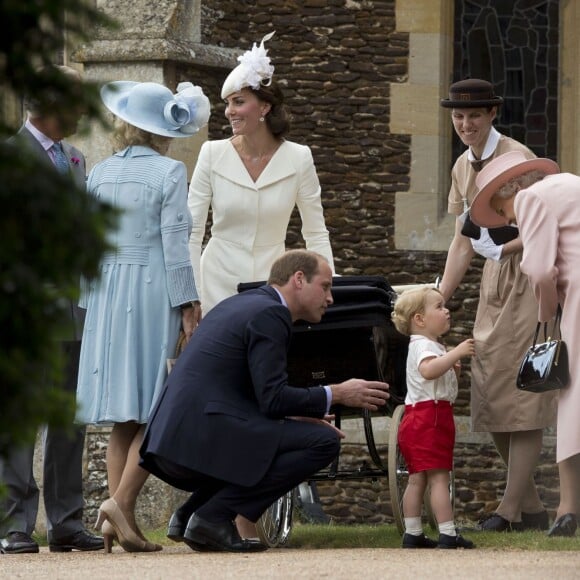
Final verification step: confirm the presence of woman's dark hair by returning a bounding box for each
[250,81,291,138]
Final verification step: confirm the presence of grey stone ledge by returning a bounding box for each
[73,39,239,69]
[86,416,557,449]
[322,415,557,448]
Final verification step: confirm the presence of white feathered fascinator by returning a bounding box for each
[221,31,276,99]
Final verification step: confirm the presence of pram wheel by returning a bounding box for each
[256,490,294,547]
[388,404,408,534]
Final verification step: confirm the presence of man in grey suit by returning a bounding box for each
[0,66,103,554]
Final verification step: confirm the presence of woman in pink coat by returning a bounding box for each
[470,150,580,537]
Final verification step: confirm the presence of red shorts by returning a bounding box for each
[397,400,455,474]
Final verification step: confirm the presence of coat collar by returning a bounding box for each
[16,126,48,157]
[213,140,295,189]
[259,284,283,303]
[115,145,161,158]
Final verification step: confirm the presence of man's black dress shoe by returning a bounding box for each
[477,512,523,532]
[167,511,188,542]
[546,513,577,537]
[0,532,39,554]
[184,514,268,553]
[521,510,550,531]
[49,529,105,552]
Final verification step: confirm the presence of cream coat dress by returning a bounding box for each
[516,173,580,462]
[188,139,335,313]
[449,133,557,432]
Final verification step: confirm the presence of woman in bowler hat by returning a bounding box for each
[437,79,557,532]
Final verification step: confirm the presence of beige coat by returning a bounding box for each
[517,173,580,461]
[188,139,334,313]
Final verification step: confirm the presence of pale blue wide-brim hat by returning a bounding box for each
[101,80,210,138]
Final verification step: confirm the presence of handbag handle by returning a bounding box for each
[533,305,563,345]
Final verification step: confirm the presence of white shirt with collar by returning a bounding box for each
[25,117,59,165]
[467,126,501,164]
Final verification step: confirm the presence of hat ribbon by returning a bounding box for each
[163,82,210,134]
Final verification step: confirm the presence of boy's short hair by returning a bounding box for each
[391,286,441,336]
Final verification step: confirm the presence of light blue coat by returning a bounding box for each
[76,146,198,424]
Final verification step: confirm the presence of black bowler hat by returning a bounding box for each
[440,78,503,108]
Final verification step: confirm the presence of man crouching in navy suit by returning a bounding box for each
[140,249,390,552]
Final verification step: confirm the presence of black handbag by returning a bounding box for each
[517,307,570,393]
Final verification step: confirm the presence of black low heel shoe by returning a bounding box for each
[546,513,577,537]
[477,512,523,532]
[521,510,550,531]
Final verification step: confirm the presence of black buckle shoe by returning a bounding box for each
[49,529,105,552]
[438,533,475,549]
[546,513,577,537]
[477,512,523,532]
[184,514,267,553]
[0,532,39,554]
[402,533,438,549]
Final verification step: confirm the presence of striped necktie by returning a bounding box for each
[51,142,69,174]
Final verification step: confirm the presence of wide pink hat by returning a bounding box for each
[470,151,560,228]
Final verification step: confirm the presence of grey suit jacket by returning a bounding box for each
[10,126,87,340]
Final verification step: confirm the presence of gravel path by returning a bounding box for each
[1,546,579,579]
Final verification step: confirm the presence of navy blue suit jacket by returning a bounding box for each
[140,285,328,489]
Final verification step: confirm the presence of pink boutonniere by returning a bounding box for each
[71,157,81,166]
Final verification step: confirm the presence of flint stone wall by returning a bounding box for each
[70,417,557,531]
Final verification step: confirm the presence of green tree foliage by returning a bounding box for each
[0,0,116,136]
[0,0,118,453]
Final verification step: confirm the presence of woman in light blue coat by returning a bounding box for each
[76,80,209,553]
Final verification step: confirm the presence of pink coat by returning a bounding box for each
[516,173,580,462]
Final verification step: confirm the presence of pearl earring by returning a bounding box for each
[259,116,265,122]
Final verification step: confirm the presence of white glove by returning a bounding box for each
[470,227,503,261]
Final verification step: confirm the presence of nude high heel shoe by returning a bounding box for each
[96,498,162,553]
[100,520,117,554]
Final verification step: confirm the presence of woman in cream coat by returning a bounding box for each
[189,136,334,313]
[185,32,334,542]
[188,33,334,315]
